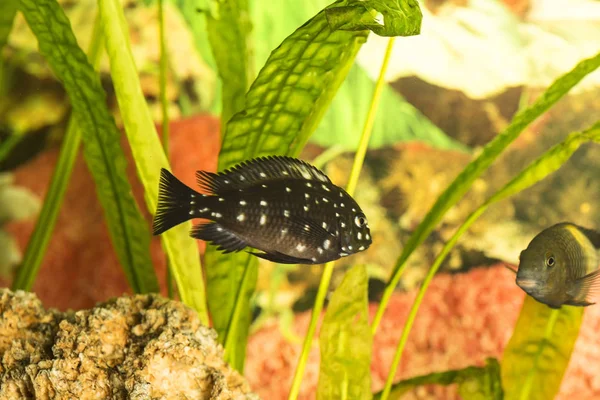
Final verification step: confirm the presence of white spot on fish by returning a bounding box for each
[317,247,324,254]
[341,246,347,251]
[200,207,209,213]
[339,252,349,257]
[281,228,288,236]
[322,184,330,192]
[357,232,362,240]
[261,184,268,188]
[335,230,339,236]
[239,200,247,206]
[239,175,246,181]
[282,170,289,176]
[217,227,223,232]
[202,194,207,197]
[286,187,292,193]
[303,205,309,212]
[219,198,225,202]
[311,257,317,262]
[322,222,328,229]
[341,222,346,228]
[260,172,267,178]
[352,208,356,212]
[348,245,353,250]
[315,199,320,205]
[304,225,310,231]
[306,182,312,188]
[333,203,338,208]
[191,194,196,198]
[322,198,329,203]
[237,213,245,222]
[260,215,267,225]
[335,212,340,218]
[358,246,365,251]
[305,193,310,199]
[340,203,345,208]
[224,180,230,184]
[189,210,194,215]
[211,212,222,218]
[296,243,306,252]
[190,200,196,205]
[284,210,290,217]
[339,192,343,198]
[260,200,268,207]
[323,239,331,250]
[366,233,371,240]
[300,167,311,180]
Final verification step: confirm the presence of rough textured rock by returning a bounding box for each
[0,290,259,400]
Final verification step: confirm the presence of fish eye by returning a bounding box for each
[545,255,556,268]
[354,215,367,228]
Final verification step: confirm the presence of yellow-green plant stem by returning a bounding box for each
[12,14,104,291]
[377,125,600,400]
[287,37,396,400]
[157,0,174,300]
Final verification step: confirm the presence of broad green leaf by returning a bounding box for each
[372,50,600,333]
[0,0,17,51]
[501,297,583,400]
[373,358,503,400]
[378,122,600,399]
[98,0,208,324]
[325,0,422,36]
[205,0,252,129]
[205,0,369,372]
[317,264,371,400]
[13,0,159,293]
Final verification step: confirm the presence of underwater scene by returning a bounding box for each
[0,0,599,398]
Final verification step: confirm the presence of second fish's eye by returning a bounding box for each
[546,255,556,267]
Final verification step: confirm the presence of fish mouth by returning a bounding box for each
[515,278,538,291]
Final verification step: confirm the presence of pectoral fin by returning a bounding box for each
[566,268,600,306]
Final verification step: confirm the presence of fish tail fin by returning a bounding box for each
[153,168,200,235]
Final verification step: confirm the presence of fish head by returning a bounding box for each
[516,227,569,304]
[339,209,372,256]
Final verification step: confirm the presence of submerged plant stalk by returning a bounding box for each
[287,37,396,400]
[12,14,104,291]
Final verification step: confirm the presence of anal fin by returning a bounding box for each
[191,223,248,254]
[248,250,313,265]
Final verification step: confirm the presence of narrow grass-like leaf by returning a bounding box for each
[378,122,600,400]
[205,0,251,129]
[501,298,583,400]
[0,0,17,51]
[371,50,600,334]
[373,358,503,400]
[98,0,208,324]
[317,264,371,400]
[12,14,103,292]
[13,0,159,293]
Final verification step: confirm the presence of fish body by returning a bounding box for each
[516,222,600,308]
[152,156,372,264]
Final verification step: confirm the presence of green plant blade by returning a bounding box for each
[501,298,583,400]
[371,50,600,333]
[317,264,372,400]
[0,0,17,51]
[205,0,371,372]
[378,122,600,400]
[325,0,422,36]
[205,0,251,130]
[12,14,103,292]
[13,0,159,293]
[98,0,208,324]
[373,358,503,400]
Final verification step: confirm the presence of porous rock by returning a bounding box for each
[0,290,259,400]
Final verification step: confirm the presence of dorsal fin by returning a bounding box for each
[196,156,331,193]
[575,224,600,249]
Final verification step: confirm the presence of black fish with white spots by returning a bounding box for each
[152,156,372,264]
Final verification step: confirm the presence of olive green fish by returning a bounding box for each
[515,222,600,309]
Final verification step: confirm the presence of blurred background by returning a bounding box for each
[0,0,599,398]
